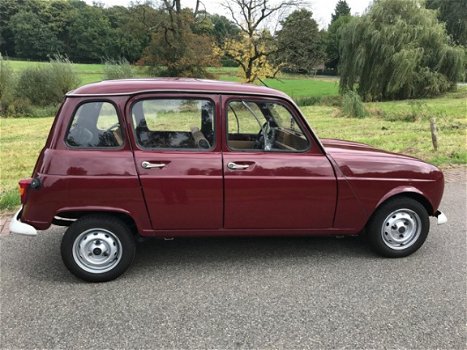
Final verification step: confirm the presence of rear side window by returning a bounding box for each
[131,99,215,150]
[66,102,123,148]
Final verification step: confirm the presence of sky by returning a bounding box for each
[86,0,373,29]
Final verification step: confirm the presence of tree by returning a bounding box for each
[275,9,325,73]
[123,3,160,63]
[331,0,351,23]
[426,0,467,46]
[9,10,61,59]
[325,0,352,70]
[66,5,114,62]
[143,1,219,77]
[325,15,351,70]
[224,31,276,82]
[210,14,240,45]
[339,0,465,101]
[222,0,301,82]
[0,0,22,56]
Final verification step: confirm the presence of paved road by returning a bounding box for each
[1,183,465,349]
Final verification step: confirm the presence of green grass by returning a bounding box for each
[0,117,53,210]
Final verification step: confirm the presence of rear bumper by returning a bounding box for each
[9,207,37,236]
[434,210,447,225]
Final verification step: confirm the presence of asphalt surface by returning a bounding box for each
[1,183,466,349]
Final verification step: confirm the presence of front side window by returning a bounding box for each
[66,101,123,148]
[132,99,215,150]
[227,100,310,152]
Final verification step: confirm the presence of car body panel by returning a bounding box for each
[18,79,445,238]
[323,138,443,212]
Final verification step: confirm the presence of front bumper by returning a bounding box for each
[9,207,37,236]
[434,210,447,225]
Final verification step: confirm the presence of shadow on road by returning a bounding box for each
[2,232,376,283]
[133,235,375,268]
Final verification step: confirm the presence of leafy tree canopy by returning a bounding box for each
[276,9,325,73]
[331,0,351,23]
[221,0,301,82]
[426,0,467,46]
[325,14,352,70]
[339,0,465,101]
[10,10,61,59]
[325,0,352,70]
[143,1,219,78]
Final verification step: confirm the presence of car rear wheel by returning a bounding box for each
[366,197,429,257]
[61,215,135,282]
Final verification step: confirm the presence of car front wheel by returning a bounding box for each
[61,215,136,282]
[366,197,430,257]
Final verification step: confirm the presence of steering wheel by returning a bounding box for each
[254,121,275,150]
[105,123,120,133]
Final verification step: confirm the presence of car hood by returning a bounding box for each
[321,138,441,180]
[322,138,416,160]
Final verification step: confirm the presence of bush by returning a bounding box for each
[15,56,79,106]
[0,56,16,114]
[320,95,343,107]
[6,97,32,116]
[16,66,57,106]
[295,96,322,106]
[103,58,135,80]
[220,57,239,67]
[294,95,342,107]
[49,55,80,97]
[342,90,367,118]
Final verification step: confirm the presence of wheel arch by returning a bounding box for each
[372,188,434,220]
[55,208,139,236]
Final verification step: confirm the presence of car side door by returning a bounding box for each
[128,94,223,230]
[222,96,337,230]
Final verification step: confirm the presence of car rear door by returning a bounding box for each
[128,93,223,230]
[222,96,336,230]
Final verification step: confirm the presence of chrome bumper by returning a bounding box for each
[9,207,37,236]
[434,210,447,225]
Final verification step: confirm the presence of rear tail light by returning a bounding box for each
[18,178,32,204]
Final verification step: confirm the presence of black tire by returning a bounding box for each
[366,197,429,258]
[61,214,136,282]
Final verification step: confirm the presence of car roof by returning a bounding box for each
[67,78,290,99]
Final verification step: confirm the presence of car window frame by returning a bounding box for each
[64,99,126,151]
[224,96,312,154]
[129,95,218,152]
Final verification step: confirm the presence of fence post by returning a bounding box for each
[430,117,438,151]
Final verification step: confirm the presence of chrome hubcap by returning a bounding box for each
[381,209,421,250]
[72,228,122,273]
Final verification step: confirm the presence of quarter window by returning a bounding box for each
[132,99,215,150]
[227,100,310,152]
[66,102,123,148]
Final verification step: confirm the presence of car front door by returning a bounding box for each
[223,96,336,230]
[129,94,223,230]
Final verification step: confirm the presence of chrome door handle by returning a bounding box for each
[227,162,250,170]
[142,161,167,169]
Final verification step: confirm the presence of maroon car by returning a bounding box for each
[10,79,447,282]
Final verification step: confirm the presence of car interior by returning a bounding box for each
[227,100,309,152]
[66,102,123,148]
[132,99,215,150]
[66,99,309,152]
